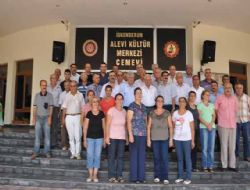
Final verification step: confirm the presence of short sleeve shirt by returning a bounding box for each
[149,110,170,141]
[107,107,127,140]
[33,92,54,116]
[197,102,216,129]
[172,110,194,141]
[86,111,105,139]
[128,102,147,136]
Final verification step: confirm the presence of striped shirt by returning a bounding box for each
[236,94,250,123]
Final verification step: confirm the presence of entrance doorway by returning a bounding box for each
[14,59,33,124]
[229,61,248,94]
[0,64,8,122]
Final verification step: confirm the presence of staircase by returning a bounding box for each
[0,126,249,190]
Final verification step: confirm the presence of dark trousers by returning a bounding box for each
[51,107,60,147]
[236,122,250,159]
[175,140,192,180]
[191,128,200,169]
[129,136,146,182]
[152,140,169,180]
[108,139,126,178]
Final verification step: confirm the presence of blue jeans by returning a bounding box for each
[200,128,215,169]
[152,140,169,180]
[174,140,192,180]
[236,122,250,159]
[129,136,146,182]
[34,116,51,154]
[108,139,126,178]
[86,138,103,169]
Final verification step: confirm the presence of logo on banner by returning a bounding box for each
[163,41,180,58]
[82,39,98,57]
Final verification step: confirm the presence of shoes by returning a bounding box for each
[175,179,184,184]
[228,167,239,172]
[244,158,250,162]
[46,154,51,158]
[208,168,214,173]
[163,179,169,184]
[93,178,99,183]
[117,177,124,183]
[183,180,192,185]
[62,146,68,151]
[70,155,75,160]
[153,178,160,183]
[31,153,38,160]
[76,155,82,160]
[108,177,118,183]
[86,178,92,182]
[192,168,199,172]
[202,168,208,172]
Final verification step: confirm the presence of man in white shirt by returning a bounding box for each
[58,81,70,150]
[190,75,204,104]
[141,74,157,114]
[54,68,62,85]
[183,64,193,87]
[174,72,190,109]
[47,74,62,148]
[157,71,176,112]
[152,67,162,88]
[168,65,177,84]
[134,69,146,87]
[120,72,137,109]
[100,71,120,98]
[70,63,80,82]
[62,81,85,160]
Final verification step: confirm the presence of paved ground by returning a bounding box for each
[0,186,82,190]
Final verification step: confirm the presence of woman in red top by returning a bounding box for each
[100,85,115,115]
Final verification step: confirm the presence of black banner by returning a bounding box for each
[107,28,153,70]
[75,28,104,69]
[157,28,186,70]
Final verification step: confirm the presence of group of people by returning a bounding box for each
[31,62,250,185]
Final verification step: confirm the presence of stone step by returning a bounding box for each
[0,163,249,181]
[0,145,223,160]
[1,153,249,170]
[0,172,249,190]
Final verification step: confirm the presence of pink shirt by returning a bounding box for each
[215,94,238,128]
[107,107,126,140]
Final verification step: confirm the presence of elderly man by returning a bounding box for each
[32,80,53,159]
[86,73,102,98]
[200,68,216,91]
[62,81,85,159]
[215,83,238,172]
[190,75,204,105]
[152,67,162,88]
[120,72,137,110]
[183,64,193,87]
[70,63,80,82]
[100,71,120,98]
[218,74,234,94]
[134,69,146,87]
[157,71,176,112]
[54,68,62,85]
[47,74,62,148]
[168,65,177,84]
[235,82,250,162]
[174,72,190,109]
[141,74,157,114]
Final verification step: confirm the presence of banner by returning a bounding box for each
[157,28,186,70]
[75,28,104,69]
[107,28,153,70]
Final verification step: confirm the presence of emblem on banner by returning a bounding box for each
[82,39,98,57]
[163,41,180,58]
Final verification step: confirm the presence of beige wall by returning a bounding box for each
[0,24,71,124]
[1,23,250,124]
